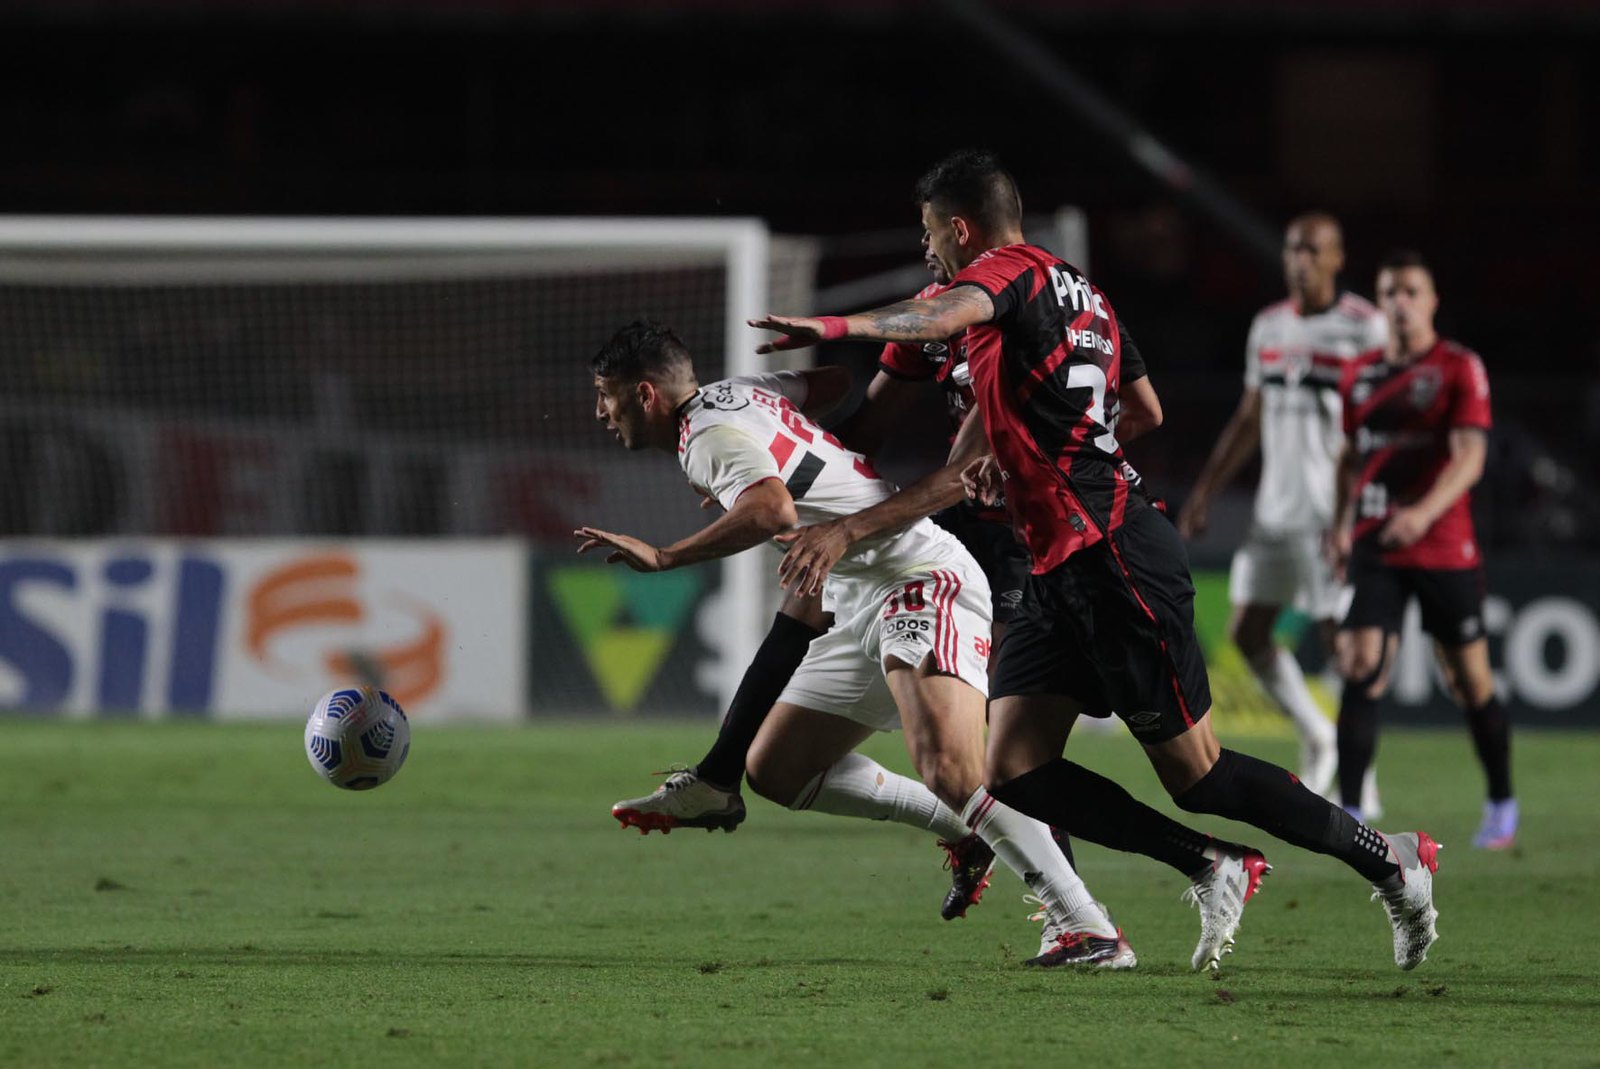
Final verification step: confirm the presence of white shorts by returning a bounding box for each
[777,561,992,732]
[1228,529,1343,619]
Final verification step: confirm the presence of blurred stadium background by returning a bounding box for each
[0,0,1594,732]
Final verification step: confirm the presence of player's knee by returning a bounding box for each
[1338,645,1389,697]
[743,744,801,807]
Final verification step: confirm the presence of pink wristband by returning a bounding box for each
[817,316,849,341]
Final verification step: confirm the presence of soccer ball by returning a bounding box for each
[303,686,411,790]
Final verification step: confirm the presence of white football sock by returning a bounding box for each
[960,787,1112,936]
[788,753,968,840]
[1248,646,1336,747]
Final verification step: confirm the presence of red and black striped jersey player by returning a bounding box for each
[752,149,1444,972]
[1328,250,1515,850]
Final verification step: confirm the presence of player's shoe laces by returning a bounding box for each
[1372,831,1441,970]
[1472,799,1517,850]
[611,768,745,835]
[938,834,995,920]
[1182,846,1272,971]
[1022,896,1136,969]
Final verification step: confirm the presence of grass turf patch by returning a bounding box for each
[0,720,1595,1067]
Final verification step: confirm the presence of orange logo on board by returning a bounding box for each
[247,553,445,706]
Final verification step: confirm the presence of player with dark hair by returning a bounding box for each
[753,148,1442,971]
[1178,212,1386,806]
[581,319,1135,966]
[1329,251,1515,848]
[616,243,1278,970]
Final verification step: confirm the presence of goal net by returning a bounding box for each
[0,217,815,719]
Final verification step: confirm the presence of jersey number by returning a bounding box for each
[1064,363,1120,453]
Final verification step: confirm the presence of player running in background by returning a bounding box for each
[1178,213,1386,805]
[580,321,1133,966]
[754,149,1442,971]
[1329,250,1515,849]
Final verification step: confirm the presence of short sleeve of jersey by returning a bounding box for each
[741,371,810,410]
[950,246,1033,323]
[1242,314,1266,390]
[878,340,935,380]
[680,424,781,511]
[1450,350,1492,430]
[1118,321,1147,381]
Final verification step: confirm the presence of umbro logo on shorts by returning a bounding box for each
[1000,589,1023,606]
[1125,710,1162,729]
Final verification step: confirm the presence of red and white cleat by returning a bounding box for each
[611,768,746,835]
[1374,831,1441,970]
[1183,846,1272,971]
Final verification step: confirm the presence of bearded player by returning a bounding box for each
[754,149,1443,970]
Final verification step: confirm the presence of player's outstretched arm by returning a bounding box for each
[750,288,995,353]
[1378,427,1488,549]
[577,479,799,572]
[777,412,989,596]
[1176,386,1262,538]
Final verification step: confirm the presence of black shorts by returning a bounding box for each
[990,502,1211,743]
[932,503,1031,624]
[1341,542,1487,646]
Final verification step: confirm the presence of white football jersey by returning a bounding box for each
[678,373,969,587]
[1243,293,1387,533]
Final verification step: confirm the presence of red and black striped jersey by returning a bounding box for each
[950,243,1146,573]
[1339,338,1492,570]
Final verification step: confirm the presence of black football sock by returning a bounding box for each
[1049,825,1076,870]
[1466,696,1513,802]
[1337,681,1380,811]
[1175,749,1398,883]
[989,759,1216,879]
[693,611,822,790]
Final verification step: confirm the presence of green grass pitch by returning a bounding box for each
[1,720,1596,1068]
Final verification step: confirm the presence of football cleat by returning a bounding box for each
[1182,846,1272,972]
[611,768,746,834]
[938,834,995,920]
[1373,831,1441,970]
[1024,897,1136,969]
[1472,799,1517,850]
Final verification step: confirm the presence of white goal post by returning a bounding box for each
[0,216,803,718]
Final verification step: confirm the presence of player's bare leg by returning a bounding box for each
[1434,637,1515,848]
[1232,602,1337,797]
[1335,627,1399,820]
[885,658,1129,966]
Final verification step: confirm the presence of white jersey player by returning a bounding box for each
[1178,214,1386,804]
[579,320,1133,967]
[679,371,989,718]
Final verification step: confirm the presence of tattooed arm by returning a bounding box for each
[750,287,996,353]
